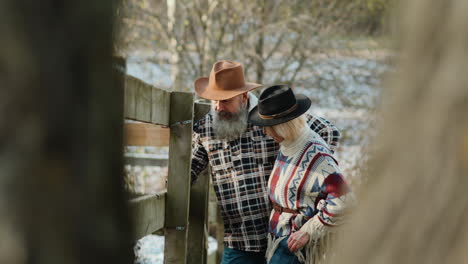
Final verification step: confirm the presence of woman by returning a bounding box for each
[248,85,355,264]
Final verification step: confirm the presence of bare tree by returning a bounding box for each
[116,0,371,91]
[167,0,186,90]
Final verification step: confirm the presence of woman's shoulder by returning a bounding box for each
[305,131,333,154]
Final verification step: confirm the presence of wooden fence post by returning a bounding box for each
[214,192,224,263]
[164,92,194,264]
[187,102,211,264]
[187,169,210,263]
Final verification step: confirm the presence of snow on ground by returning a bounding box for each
[134,235,218,264]
[124,146,169,194]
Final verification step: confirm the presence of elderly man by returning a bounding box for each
[191,60,340,264]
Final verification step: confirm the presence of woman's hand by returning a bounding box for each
[287,231,310,252]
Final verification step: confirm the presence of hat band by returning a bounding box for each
[259,103,298,120]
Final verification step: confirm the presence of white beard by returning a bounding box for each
[212,104,248,141]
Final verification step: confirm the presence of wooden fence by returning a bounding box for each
[122,71,221,264]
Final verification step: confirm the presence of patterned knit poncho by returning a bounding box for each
[267,126,355,262]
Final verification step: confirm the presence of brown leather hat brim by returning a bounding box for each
[194,77,262,100]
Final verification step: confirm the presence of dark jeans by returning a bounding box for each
[269,236,302,264]
[221,247,266,264]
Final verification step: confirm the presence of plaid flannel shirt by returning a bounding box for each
[191,95,340,252]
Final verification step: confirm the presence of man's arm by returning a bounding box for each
[306,113,341,153]
[191,124,208,184]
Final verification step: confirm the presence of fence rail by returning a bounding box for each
[129,193,166,241]
[124,153,168,167]
[123,71,212,264]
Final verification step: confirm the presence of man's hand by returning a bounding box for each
[287,231,310,252]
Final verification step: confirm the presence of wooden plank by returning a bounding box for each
[135,80,152,121]
[187,101,212,264]
[152,88,171,126]
[124,75,172,125]
[129,194,166,240]
[215,205,224,263]
[194,100,211,121]
[207,179,224,263]
[164,92,194,264]
[124,76,136,119]
[187,168,210,264]
[124,153,168,167]
[124,123,169,147]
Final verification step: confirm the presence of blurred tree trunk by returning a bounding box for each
[254,0,266,83]
[119,0,369,91]
[167,0,184,91]
[330,1,468,263]
[201,0,217,75]
[0,1,133,264]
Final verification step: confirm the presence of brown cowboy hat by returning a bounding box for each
[194,60,262,100]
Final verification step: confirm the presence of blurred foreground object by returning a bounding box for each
[0,1,133,263]
[331,1,468,263]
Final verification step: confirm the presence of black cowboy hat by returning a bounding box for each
[248,85,311,127]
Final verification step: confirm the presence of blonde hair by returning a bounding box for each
[271,115,307,142]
